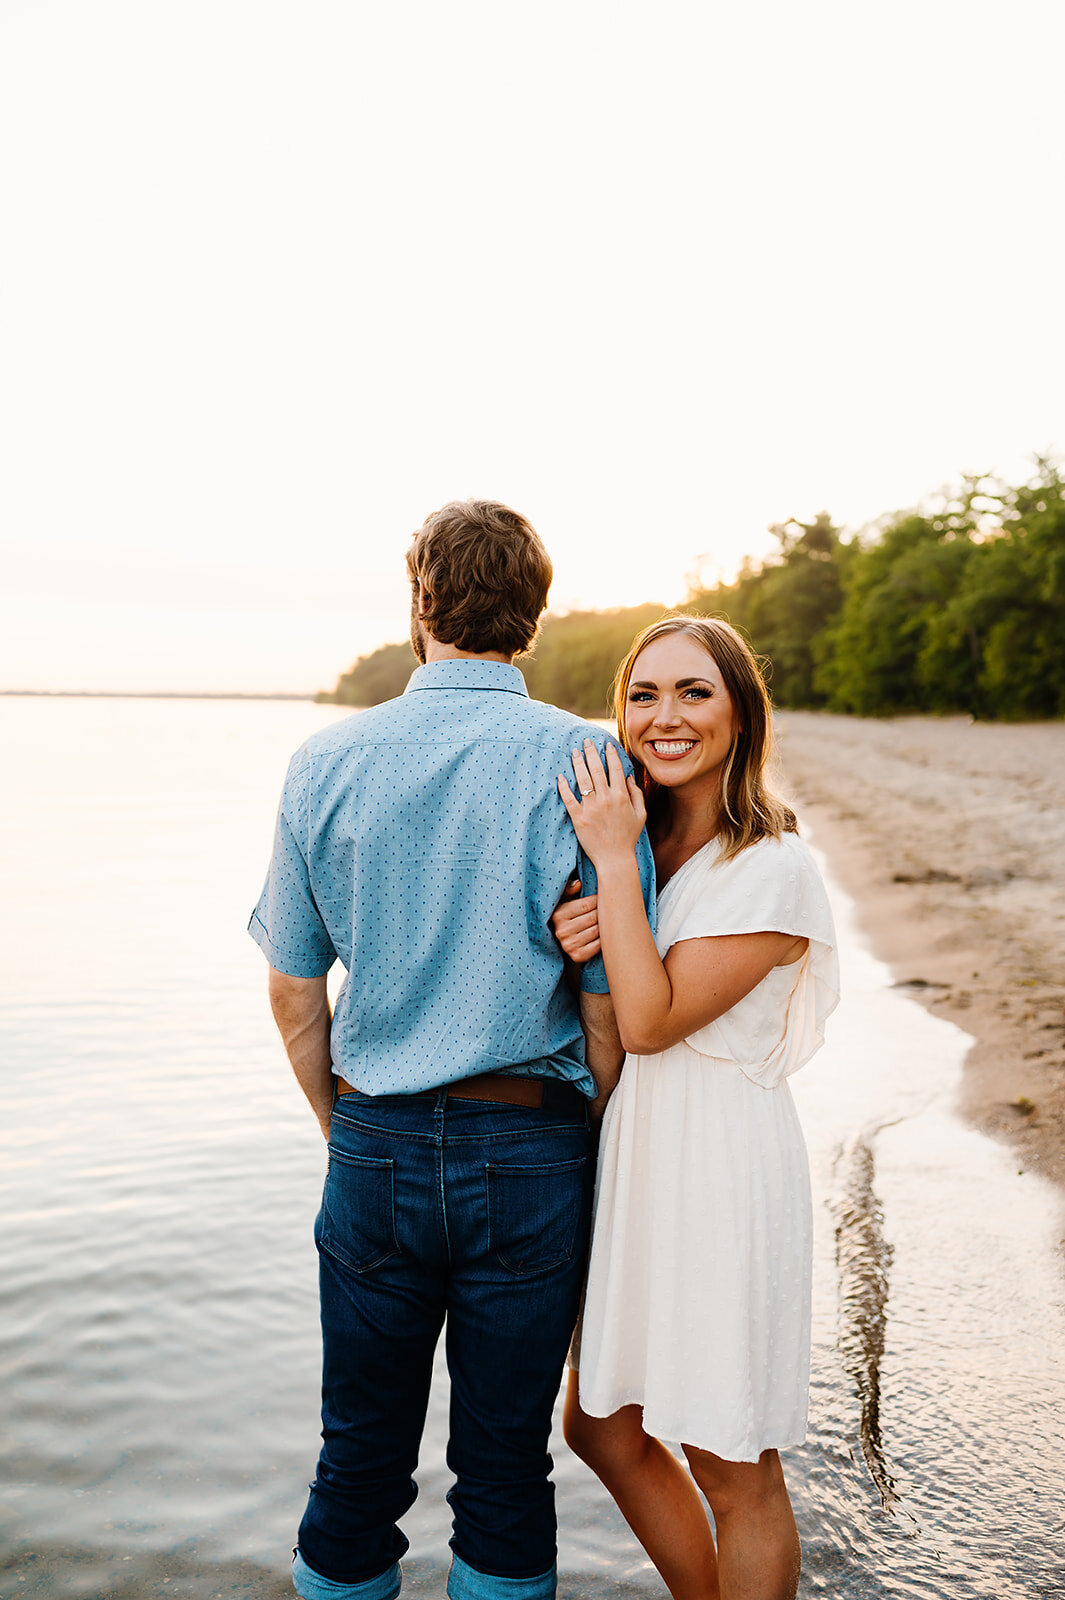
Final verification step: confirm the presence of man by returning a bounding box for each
[249,500,654,1600]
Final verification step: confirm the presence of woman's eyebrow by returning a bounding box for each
[629,676,712,690]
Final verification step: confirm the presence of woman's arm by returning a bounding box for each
[559,740,804,1056]
[628,931,804,1054]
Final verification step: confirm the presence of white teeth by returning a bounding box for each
[650,740,695,755]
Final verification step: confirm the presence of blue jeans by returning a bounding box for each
[294,1081,592,1600]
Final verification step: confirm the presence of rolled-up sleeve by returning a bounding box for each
[248,753,337,977]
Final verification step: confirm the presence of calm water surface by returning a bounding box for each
[1,698,1063,1599]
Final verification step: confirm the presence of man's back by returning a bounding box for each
[250,659,649,1095]
[253,498,654,1600]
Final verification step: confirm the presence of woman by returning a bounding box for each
[552,616,838,1600]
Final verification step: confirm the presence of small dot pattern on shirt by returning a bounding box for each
[249,658,655,1095]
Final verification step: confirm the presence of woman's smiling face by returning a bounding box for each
[624,631,737,798]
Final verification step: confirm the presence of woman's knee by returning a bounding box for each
[561,1383,609,1466]
[682,1445,785,1516]
[563,1385,649,1477]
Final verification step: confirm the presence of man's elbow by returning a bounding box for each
[589,1041,625,1081]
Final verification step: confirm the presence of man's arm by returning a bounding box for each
[579,989,624,1120]
[268,967,333,1139]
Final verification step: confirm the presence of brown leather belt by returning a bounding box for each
[335,1071,545,1108]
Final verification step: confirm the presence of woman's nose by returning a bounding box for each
[653,699,682,727]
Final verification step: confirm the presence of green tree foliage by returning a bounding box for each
[321,642,415,706]
[522,605,669,715]
[321,460,1065,720]
[813,511,977,713]
[819,461,1065,717]
[920,461,1065,718]
[686,513,847,708]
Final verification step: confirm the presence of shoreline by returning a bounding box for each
[0,689,316,701]
[774,712,1065,1198]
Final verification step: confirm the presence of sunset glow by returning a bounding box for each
[2,1,1062,694]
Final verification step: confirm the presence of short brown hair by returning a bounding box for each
[406,500,552,657]
[612,614,797,864]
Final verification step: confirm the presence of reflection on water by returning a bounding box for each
[1,698,1063,1599]
[830,1136,895,1512]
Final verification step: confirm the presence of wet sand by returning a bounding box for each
[774,713,1065,1193]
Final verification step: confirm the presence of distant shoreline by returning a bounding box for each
[0,690,317,702]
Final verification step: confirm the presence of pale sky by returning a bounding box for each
[2,0,1062,694]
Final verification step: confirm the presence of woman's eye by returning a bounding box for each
[684,687,711,700]
[628,690,654,703]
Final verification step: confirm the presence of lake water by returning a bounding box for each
[2,697,1063,1600]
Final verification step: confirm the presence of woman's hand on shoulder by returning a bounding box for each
[550,877,601,964]
[557,739,647,867]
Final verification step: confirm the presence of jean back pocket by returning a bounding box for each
[486,1157,587,1276]
[317,1150,399,1274]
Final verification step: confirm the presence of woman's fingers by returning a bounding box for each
[559,906,599,936]
[551,877,601,961]
[562,740,646,863]
[560,923,602,960]
[551,903,599,942]
[604,742,628,784]
[569,745,595,798]
[572,739,632,803]
[554,899,598,928]
[626,773,648,826]
[581,738,610,790]
[557,772,580,818]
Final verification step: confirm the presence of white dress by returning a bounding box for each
[574,831,840,1462]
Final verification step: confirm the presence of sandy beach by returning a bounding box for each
[774,712,1065,1195]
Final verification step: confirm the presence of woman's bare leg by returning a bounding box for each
[563,1372,720,1600]
[682,1445,800,1600]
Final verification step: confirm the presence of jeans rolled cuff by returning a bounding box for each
[293,1549,401,1600]
[446,1552,556,1600]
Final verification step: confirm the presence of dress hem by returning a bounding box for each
[577,1389,807,1463]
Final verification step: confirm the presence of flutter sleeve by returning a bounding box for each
[657,833,840,1087]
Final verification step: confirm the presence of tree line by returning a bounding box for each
[323,459,1065,720]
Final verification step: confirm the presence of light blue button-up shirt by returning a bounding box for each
[249,659,655,1097]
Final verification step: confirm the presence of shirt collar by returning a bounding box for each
[404,659,530,697]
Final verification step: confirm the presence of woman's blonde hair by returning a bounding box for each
[611,614,797,864]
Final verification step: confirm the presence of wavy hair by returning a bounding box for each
[407,500,552,658]
[611,614,797,864]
